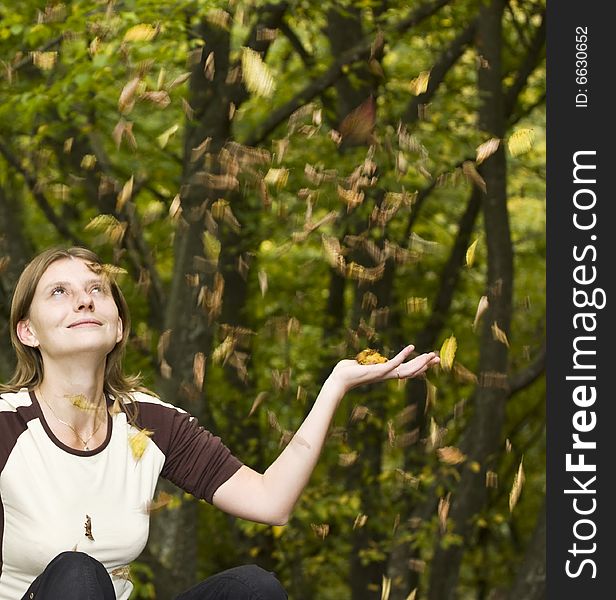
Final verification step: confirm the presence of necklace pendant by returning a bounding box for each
[84,445,90,451]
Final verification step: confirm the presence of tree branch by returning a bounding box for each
[244,0,454,146]
[0,140,84,245]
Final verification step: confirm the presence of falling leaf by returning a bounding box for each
[111,566,131,580]
[168,72,191,89]
[207,8,231,29]
[452,362,478,384]
[118,77,141,114]
[85,214,127,244]
[339,96,376,147]
[338,451,359,467]
[486,471,498,488]
[311,523,330,540]
[84,515,94,541]
[141,90,171,108]
[438,493,451,533]
[425,379,437,410]
[465,238,479,267]
[191,138,211,163]
[157,124,179,148]
[406,297,428,313]
[381,576,392,600]
[355,348,388,365]
[507,128,535,157]
[462,161,486,193]
[476,137,500,164]
[264,168,289,189]
[437,446,466,465]
[80,154,97,170]
[409,70,430,95]
[351,405,371,422]
[509,457,525,512]
[69,394,96,411]
[31,51,57,70]
[439,335,457,371]
[193,352,206,389]
[491,322,510,347]
[337,186,365,210]
[405,590,417,600]
[353,513,368,529]
[116,176,134,212]
[241,47,275,97]
[505,438,512,453]
[129,429,154,460]
[203,231,221,262]
[123,24,158,42]
[112,119,137,150]
[248,391,268,417]
[472,296,489,331]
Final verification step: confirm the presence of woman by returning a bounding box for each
[0,247,439,599]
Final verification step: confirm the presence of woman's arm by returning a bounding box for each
[212,345,439,525]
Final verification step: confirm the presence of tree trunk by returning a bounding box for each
[427,0,512,597]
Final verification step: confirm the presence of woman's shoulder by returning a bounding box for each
[0,388,33,414]
[123,390,186,413]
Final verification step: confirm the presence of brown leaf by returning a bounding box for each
[462,161,486,193]
[472,296,489,331]
[339,96,376,147]
[116,176,134,212]
[118,77,141,114]
[438,493,451,533]
[140,90,171,108]
[84,514,94,541]
[193,352,206,389]
[491,322,510,347]
[310,523,330,540]
[437,446,466,465]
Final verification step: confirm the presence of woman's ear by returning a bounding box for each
[16,320,39,347]
[116,318,123,343]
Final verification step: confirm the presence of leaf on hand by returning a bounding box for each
[437,446,466,465]
[476,137,500,164]
[129,429,154,461]
[123,24,158,42]
[439,335,457,371]
[491,322,510,347]
[472,296,489,331]
[355,348,388,365]
[509,457,525,512]
[465,238,479,268]
[241,47,275,98]
[507,128,535,157]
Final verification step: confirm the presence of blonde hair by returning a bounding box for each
[0,247,147,411]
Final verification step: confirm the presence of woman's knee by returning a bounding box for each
[230,565,287,600]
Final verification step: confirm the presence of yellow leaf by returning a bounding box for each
[507,128,535,157]
[31,51,57,70]
[472,296,489,331]
[353,513,368,529]
[271,525,286,538]
[381,575,392,600]
[129,429,154,461]
[116,176,133,212]
[264,168,289,189]
[241,47,275,98]
[123,24,158,43]
[475,137,500,164]
[409,70,430,95]
[437,446,467,465]
[491,322,510,347]
[355,348,388,365]
[509,457,525,512]
[439,335,457,371]
[465,238,479,267]
[80,154,97,170]
[157,124,179,148]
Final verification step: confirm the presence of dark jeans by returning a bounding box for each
[22,552,288,600]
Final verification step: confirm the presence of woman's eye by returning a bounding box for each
[51,287,66,296]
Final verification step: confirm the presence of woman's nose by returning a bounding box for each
[75,291,95,311]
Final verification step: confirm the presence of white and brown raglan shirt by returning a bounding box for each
[0,389,243,600]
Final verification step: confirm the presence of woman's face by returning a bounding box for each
[16,257,123,360]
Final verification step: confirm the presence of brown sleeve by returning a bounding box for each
[134,400,243,503]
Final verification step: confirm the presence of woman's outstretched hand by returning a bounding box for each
[329,345,440,393]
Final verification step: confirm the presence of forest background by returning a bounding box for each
[0,0,545,598]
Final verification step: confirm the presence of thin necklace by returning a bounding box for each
[38,389,105,451]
